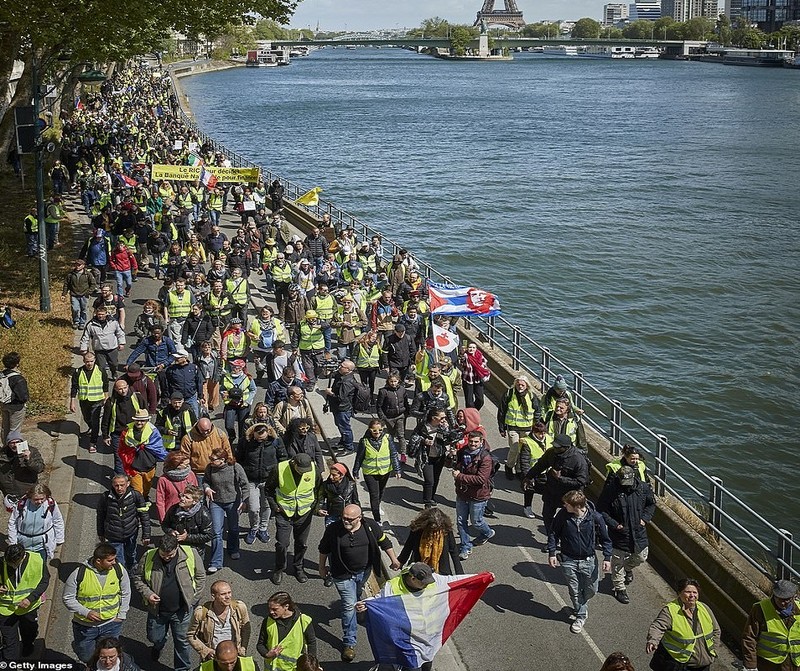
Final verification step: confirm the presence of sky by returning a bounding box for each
[287,0,610,31]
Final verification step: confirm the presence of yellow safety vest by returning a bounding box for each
[206,293,232,319]
[504,392,537,429]
[263,614,312,671]
[342,266,364,284]
[250,317,286,348]
[24,214,39,233]
[45,203,64,224]
[311,294,336,321]
[420,375,455,410]
[223,332,248,358]
[143,545,197,590]
[606,459,647,481]
[123,422,155,450]
[221,374,253,404]
[271,263,292,283]
[74,564,123,623]
[362,435,391,476]
[119,233,137,252]
[298,322,324,351]
[207,194,223,212]
[519,434,550,464]
[335,307,364,339]
[662,601,716,663]
[167,291,193,319]
[0,553,44,616]
[226,278,249,306]
[355,343,380,369]
[275,461,317,517]
[77,366,105,402]
[159,408,193,451]
[262,247,277,264]
[109,394,141,433]
[756,598,800,665]
[201,658,256,671]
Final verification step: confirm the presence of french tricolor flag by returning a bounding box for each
[428,281,501,318]
[364,572,494,668]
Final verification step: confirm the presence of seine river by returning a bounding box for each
[182,49,800,542]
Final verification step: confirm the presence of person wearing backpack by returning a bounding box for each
[63,543,132,664]
[7,483,65,562]
[323,360,358,455]
[0,431,45,498]
[1,352,29,444]
[0,543,50,659]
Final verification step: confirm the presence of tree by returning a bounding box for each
[571,18,602,39]
[449,25,478,55]
[212,24,257,59]
[622,20,655,39]
[740,28,767,48]
[716,15,732,46]
[653,16,677,40]
[408,17,451,38]
[521,22,560,38]
[255,19,289,41]
[682,17,715,40]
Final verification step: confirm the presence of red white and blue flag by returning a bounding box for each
[199,166,218,189]
[364,572,494,668]
[428,281,501,317]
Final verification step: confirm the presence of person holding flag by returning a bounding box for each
[356,563,493,671]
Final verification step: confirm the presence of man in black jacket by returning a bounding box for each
[97,474,151,569]
[547,490,612,634]
[318,504,401,663]
[524,433,589,538]
[381,323,415,381]
[324,360,357,454]
[596,465,656,604]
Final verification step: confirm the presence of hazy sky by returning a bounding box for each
[288,0,608,31]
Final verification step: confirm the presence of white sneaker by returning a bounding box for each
[570,617,586,633]
[523,506,535,518]
[379,507,386,517]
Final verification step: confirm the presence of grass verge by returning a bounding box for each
[0,166,76,419]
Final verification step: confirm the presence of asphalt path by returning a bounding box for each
[41,198,738,671]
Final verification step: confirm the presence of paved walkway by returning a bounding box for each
[39,198,738,671]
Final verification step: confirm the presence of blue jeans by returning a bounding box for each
[333,410,353,451]
[209,499,240,568]
[456,499,492,553]
[46,222,59,249]
[208,209,220,226]
[70,295,89,326]
[561,556,599,619]
[25,233,39,257]
[146,608,191,671]
[333,569,367,647]
[184,393,200,418]
[108,535,138,570]
[115,269,132,296]
[321,324,332,352]
[72,619,123,663]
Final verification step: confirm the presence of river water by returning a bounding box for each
[182,49,800,538]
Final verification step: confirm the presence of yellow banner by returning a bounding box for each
[150,164,261,183]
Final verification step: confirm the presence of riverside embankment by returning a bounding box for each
[172,57,790,645]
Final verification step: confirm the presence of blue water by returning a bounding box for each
[182,49,800,532]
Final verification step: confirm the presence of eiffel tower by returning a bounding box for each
[473,0,526,29]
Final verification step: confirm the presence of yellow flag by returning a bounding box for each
[295,186,322,207]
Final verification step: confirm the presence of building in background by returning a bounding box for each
[603,3,630,24]
[628,1,662,20]
[725,0,743,20]
[739,0,800,30]
[661,0,719,21]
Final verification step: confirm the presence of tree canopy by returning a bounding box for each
[571,18,602,39]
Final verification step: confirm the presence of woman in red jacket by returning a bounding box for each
[109,240,138,298]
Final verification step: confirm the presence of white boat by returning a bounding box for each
[635,46,660,58]
[542,45,579,56]
[245,49,279,67]
[577,45,636,59]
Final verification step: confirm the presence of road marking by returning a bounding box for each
[517,545,606,662]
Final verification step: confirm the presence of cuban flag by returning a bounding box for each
[428,281,501,318]
[199,166,218,189]
[364,572,494,668]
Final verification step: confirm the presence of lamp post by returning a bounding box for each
[31,50,50,313]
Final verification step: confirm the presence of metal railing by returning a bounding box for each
[168,72,798,583]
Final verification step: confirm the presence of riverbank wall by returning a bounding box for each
[169,60,775,642]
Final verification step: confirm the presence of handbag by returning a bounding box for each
[131,444,158,472]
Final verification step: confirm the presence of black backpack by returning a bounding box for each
[352,381,372,414]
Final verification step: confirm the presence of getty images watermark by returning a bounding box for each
[0,663,79,670]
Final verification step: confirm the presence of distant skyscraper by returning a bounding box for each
[661,0,719,20]
[604,3,630,24]
[740,0,799,29]
[629,1,662,20]
[725,0,742,19]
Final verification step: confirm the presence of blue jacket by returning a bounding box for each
[81,235,111,266]
[126,336,177,367]
[166,362,203,399]
[547,501,613,561]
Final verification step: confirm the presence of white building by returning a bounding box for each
[661,0,720,20]
[603,3,630,24]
